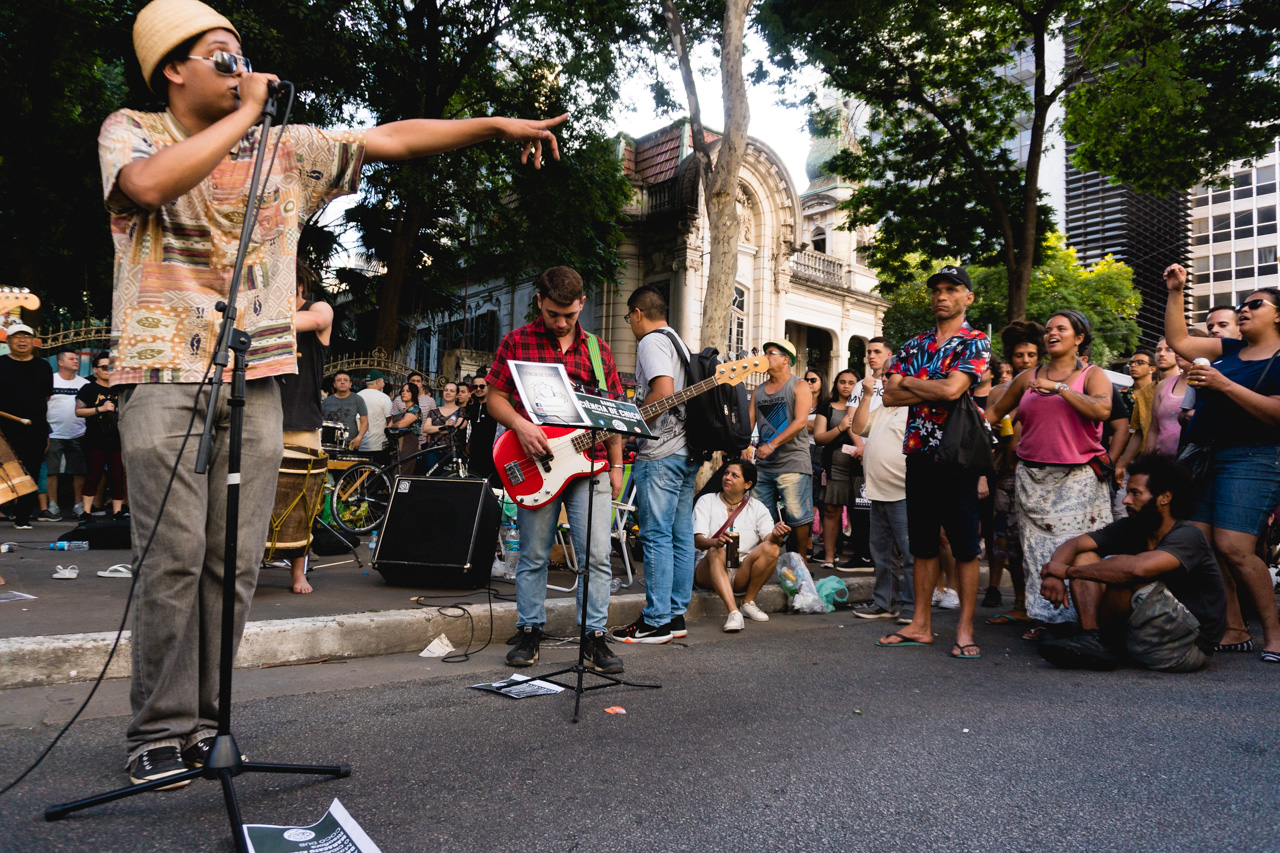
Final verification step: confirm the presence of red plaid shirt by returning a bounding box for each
[487,318,624,456]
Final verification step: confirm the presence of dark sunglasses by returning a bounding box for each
[188,51,252,75]
[1236,298,1279,314]
[472,383,487,390]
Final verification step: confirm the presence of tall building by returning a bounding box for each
[1062,29,1190,345]
[1187,138,1279,325]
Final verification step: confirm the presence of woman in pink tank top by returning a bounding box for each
[986,310,1114,631]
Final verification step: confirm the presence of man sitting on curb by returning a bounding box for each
[692,458,790,632]
[1037,454,1227,672]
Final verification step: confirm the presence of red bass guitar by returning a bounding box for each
[493,355,765,508]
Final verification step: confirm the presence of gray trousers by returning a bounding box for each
[869,498,915,611]
[120,381,283,760]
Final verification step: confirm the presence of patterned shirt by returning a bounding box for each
[98,109,366,386]
[487,317,623,457]
[885,321,990,454]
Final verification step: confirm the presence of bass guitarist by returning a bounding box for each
[485,266,626,673]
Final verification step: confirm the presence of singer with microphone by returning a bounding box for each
[485,267,626,673]
[101,0,570,790]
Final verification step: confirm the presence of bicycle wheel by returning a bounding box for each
[330,463,392,535]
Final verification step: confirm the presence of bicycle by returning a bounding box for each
[329,429,471,535]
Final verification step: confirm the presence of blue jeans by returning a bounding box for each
[633,454,698,626]
[754,469,814,526]
[869,499,915,610]
[515,472,613,632]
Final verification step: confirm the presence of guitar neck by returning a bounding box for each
[637,375,720,421]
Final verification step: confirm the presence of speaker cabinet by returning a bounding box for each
[373,477,501,588]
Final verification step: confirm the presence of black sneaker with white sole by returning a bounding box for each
[584,631,624,674]
[505,625,541,667]
[610,616,672,644]
[128,745,190,790]
[853,603,899,620]
[1037,629,1120,671]
[668,614,688,638]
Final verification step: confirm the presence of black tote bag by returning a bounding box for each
[934,394,996,477]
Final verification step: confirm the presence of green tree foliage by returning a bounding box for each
[1063,0,1280,195]
[758,0,1081,325]
[881,233,1140,365]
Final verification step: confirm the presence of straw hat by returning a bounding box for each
[134,0,240,91]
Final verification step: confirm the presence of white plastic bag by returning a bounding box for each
[775,551,824,614]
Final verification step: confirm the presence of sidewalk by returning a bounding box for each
[0,520,879,689]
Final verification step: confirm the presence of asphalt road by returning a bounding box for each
[0,608,1276,853]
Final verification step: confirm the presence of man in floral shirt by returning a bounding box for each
[878,265,990,659]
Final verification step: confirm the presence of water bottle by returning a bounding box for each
[49,541,90,551]
[368,530,378,552]
[501,519,520,578]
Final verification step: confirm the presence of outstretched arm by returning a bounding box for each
[365,114,569,166]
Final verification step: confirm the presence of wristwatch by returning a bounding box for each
[1054,382,1069,395]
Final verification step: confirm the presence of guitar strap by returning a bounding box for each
[584,331,608,391]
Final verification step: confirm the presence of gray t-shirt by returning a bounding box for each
[321,392,367,441]
[635,328,690,461]
[753,375,811,474]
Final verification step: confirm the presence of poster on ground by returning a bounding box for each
[243,798,381,853]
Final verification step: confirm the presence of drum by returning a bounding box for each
[266,444,329,558]
[0,431,36,506]
[321,421,349,452]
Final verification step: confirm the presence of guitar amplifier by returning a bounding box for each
[373,477,501,589]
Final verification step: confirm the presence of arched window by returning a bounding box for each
[727,286,748,358]
[811,227,827,254]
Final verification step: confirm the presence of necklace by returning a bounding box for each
[1044,358,1081,383]
[719,493,744,511]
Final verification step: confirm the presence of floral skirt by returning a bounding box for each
[1015,462,1114,624]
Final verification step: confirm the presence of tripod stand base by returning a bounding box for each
[538,663,661,723]
[46,733,350,853]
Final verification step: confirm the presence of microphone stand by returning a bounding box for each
[47,84,349,853]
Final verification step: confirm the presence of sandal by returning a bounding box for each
[97,564,132,578]
[1215,638,1254,653]
[951,642,981,659]
[876,631,930,647]
[819,562,835,571]
[987,611,1034,625]
[1260,650,1280,664]
[1022,625,1046,641]
[52,565,79,579]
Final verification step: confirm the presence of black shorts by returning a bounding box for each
[905,451,982,561]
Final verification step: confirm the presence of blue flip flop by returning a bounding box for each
[951,643,982,659]
[876,632,928,647]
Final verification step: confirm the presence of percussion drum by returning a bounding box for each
[0,431,36,506]
[320,421,349,451]
[266,444,329,559]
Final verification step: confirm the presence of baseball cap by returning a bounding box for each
[926,265,973,291]
[6,323,35,337]
[366,369,386,382]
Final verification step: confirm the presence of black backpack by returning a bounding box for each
[650,329,753,459]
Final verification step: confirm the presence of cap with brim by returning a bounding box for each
[134,0,240,92]
[926,265,973,291]
[762,339,797,365]
[366,369,386,382]
[6,324,34,337]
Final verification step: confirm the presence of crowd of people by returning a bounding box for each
[0,338,127,529]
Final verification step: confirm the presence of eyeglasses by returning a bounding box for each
[1236,298,1279,314]
[187,51,252,75]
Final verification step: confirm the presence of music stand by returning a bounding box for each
[535,393,660,723]
[46,87,349,853]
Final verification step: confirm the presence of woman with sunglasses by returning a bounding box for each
[985,309,1114,637]
[1163,265,1280,664]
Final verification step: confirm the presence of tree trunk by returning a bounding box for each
[663,0,753,355]
[375,201,422,352]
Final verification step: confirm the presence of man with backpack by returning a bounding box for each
[611,286,697,645]
[486,267,626,673]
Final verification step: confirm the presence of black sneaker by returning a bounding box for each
[584,631,624,674]
[852,603,898,620]
[505,625,541,667]
[128,745,190,790]
[668,614,687,638]
[113,509,131,522]
[610,616,673,644]
[1037,629,1120,671]
[982,585,1003,608]
[181,735,215,768]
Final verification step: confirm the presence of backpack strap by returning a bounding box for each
[584,331,608,391]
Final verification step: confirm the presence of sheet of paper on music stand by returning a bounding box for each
[508,361,592,427]
[243,798,381,853]
[574,392,655,438]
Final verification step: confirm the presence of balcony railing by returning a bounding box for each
[790,249,845,288]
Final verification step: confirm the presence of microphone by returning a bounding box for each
[267,80,291,98]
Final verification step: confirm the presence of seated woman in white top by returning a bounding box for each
[693,458,792,632]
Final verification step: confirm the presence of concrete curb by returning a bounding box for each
[0,578,875,689]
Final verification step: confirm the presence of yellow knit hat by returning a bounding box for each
[133,0,241,92]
